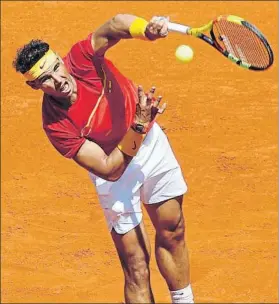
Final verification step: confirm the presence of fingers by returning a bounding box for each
[151,96,166,120]
[148,16,169,38]
[153,95,166,114]
[138,85,145,99]
[161,19,169,37]
[153,95,162,108]
[146,86,156,105]
[158,16,169,37]
[157,102,167,114]
[137,85,167,117]
[137,85,146,105]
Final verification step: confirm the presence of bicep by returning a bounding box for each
[91,14,136,56]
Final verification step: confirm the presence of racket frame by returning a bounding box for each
[168,15,273,71]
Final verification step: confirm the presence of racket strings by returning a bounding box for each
[215,22,267,67]
[214,21,267,67]
[213,19,271,68]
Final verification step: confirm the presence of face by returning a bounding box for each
[27,57,76,99]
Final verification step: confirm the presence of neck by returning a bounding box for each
[69,75,78,103]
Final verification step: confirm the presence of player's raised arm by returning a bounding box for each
[73,85,166,182]
[92,14,169,56]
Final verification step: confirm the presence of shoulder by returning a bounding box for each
[42,95,85,159]
[42,95,76,138]
[42,94,66,125]
[64,33,95,64]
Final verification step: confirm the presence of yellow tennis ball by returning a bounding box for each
[175,45,194,63]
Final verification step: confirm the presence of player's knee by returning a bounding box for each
[157,214,185,249]
[123,253,151,287]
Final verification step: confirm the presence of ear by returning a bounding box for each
[26,80,40,90]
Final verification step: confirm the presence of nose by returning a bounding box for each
[52,74,63,87]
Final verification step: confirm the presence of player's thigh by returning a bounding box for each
[142,167,187,232]
[89,168,144,234]
[144,195,184,233]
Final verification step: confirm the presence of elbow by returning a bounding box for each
[110,14,126,30]
[102,155,125,182]
[93,172,122,182]
[106,174,122,182]
[88,164,123,182]
[112,14,124,24]
[103,166,123,181]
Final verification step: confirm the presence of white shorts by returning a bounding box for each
[89,123,187,234]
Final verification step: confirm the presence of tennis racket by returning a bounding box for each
[167,15,274,71]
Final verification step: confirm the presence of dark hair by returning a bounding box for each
[13,39,50,74]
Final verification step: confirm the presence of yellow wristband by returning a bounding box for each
[129,17,149,40]
[118,128,145,156]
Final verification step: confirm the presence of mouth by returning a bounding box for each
[60,81,71,95]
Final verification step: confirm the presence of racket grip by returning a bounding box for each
[168,22,190,34]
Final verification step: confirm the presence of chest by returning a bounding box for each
[67,76,129,142]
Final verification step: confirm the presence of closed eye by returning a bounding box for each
[53,62,60,72]
[40,75,51,83]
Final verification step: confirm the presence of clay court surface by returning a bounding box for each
[1,1,278,303]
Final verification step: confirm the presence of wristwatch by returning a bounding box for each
[131,123,146,134]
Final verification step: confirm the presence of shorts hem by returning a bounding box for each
[145,188,187,205]
[109,212,143,235]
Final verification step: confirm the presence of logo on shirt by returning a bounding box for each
[39,58,47,70]
[132,141,137,150]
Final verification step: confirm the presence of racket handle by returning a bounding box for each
[168,22,190,34]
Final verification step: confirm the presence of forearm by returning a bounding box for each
[74,129,144,182]
[102,127,145,180]
[75,144,132,182]
[103,147,133,181]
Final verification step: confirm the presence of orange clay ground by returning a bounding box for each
[1,1,278,303]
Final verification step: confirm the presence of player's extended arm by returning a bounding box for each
[73,139,133,182]
[73,86,166,182]
[92,14,169,56]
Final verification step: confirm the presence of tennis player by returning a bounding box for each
[13,14,194,303]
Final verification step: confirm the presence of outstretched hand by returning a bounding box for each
[132,85,167,133]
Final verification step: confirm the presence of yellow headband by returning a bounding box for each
[23,49,58,81]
